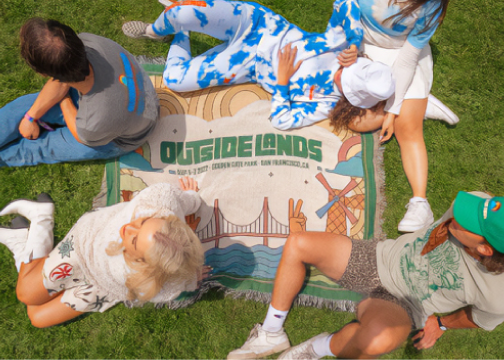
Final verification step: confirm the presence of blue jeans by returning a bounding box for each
[0,89,129,167]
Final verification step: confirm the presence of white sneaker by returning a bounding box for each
[227,324,290,359]
[398,199,434,232]
[278,333,329,360]
[425,94,459,125]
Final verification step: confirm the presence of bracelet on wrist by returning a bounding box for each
[436,316,447,331]
[24,113,37,123]
[24,112,55,132]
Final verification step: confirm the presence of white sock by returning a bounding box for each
[158,0,173,6]
[262,304,289,332]
[410,196,427,203]
[312,333,335,357]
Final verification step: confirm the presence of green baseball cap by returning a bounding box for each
[453,191,504,254]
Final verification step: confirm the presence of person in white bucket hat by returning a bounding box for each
[121,0,397,130]
[341,57,395,108]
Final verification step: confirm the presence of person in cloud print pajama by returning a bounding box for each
[123,0,396,130]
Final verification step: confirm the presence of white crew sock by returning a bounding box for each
[410,196,427,203]
[158,0,174,6]
[262,304,289,332]
[312,333,335,357]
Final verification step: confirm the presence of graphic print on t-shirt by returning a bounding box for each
[119,52,146,115]
[399,226,464,302]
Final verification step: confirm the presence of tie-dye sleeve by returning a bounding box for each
[269,85,333,130]
[326,0,363,48]
[406,1,442,49]
[152,7,177,36]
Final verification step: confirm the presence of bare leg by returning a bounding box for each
[16,256,70,307]
[16,258,57,305]
[272,239,412,360]
[226,232,354,359]
[394,98,429,199]
[330,298,412,359]
[15,258,83,328]
[27,292,83,328]
[270,232,352,311]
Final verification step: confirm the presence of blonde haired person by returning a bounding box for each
[0,177,205,328]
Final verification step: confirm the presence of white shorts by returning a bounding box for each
[362,42,433,100]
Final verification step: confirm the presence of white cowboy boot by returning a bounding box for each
[0,217,29,271]
[0,193,54,264]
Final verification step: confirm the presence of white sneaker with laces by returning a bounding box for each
[158,0,174,6]
[398,199,434,232]
[277,333,329,360]
[425,94,459,125]
[227,324,290,359]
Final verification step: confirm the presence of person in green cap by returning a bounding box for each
[227,191,504,359]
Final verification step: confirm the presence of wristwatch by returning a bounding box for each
[436,316,447,331]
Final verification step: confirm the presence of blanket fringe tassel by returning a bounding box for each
[151,280,356,313]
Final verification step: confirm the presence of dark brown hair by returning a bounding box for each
[480,242,504,275]
[384,0,449,35]
[329,96,386,132]
[20,18,90,82]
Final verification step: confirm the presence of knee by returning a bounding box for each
[396,132,424,146]
[16,279,41,306]
[26,307,50,328]
[394,118,424,143]
[163,72,196,92]
[354,324,406,356]
[284,233,311,259]
[16,280,33,305]
[166,6,195,26]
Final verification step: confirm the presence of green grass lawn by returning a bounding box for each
[1,0,504,358]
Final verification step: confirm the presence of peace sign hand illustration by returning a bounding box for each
[289,198,307,233]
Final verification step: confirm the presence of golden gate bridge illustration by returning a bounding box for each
[196,197,289,248]
[196,172,365,248]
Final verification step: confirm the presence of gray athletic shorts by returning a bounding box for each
[337,239,415,328]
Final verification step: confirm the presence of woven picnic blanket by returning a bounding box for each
[100,70,384,310]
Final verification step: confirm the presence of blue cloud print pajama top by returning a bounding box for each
[152,0,363,130]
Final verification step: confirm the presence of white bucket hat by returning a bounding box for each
[341,58,395,108]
